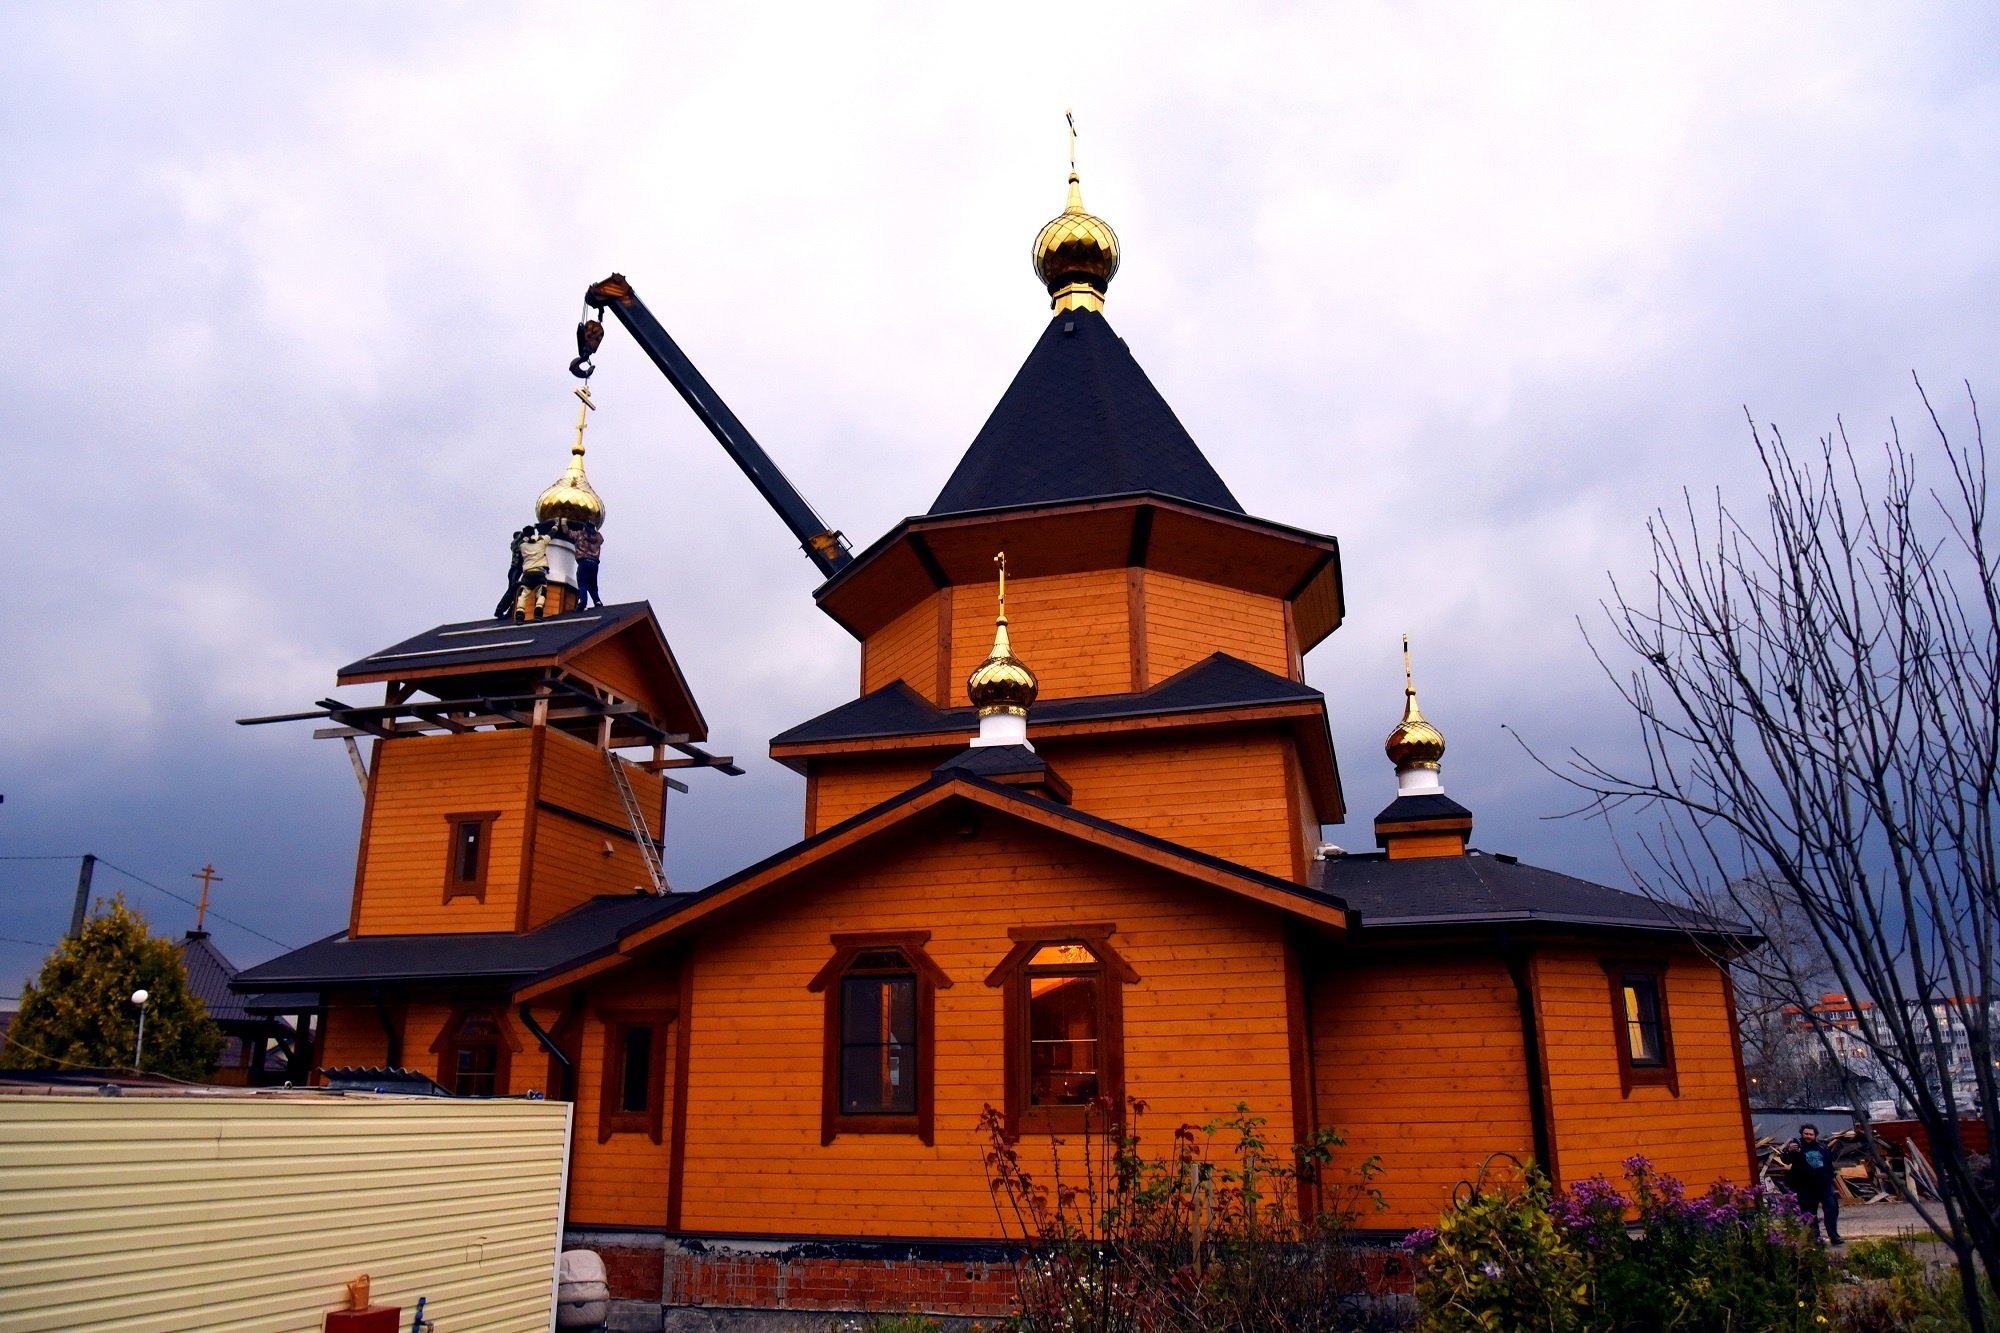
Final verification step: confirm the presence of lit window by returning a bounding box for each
[1623,978,1665,1066]
[1027,945,1102,1107]
[1601,960,1678,1096]
[988,927,1138,1135]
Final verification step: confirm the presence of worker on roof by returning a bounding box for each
[568,519,604,610]
[493,526,533,619]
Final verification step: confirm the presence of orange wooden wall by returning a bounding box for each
[532,729,667,919]
[1143,571,1291,684]
[802,731,1309,881]
[353,731,533,936]
[852,569,1298,709]
[862,593,942,702]
[672,816,1298,1239]
[557,967,681,1229]
[1533,947,1752,1189]
[1310,949,1538,1229]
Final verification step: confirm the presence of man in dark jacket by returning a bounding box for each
[1781,1123,1843,1244]
[494,526,531,619]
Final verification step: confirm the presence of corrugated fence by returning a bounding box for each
[0,1089,572,1332]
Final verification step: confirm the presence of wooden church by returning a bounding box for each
[237,165,1759,1325]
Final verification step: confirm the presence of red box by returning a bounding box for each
[325,1308,399,1332]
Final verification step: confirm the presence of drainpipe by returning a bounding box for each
[1498,928,1556,1178]
[372,988,402,1069]
[519,1002,575,1101]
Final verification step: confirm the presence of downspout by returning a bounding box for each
[1499,928,1556,1178]
[372,987,402,1069]
[519,1002,575,1102]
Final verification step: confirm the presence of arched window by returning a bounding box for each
[808,932,952,1145]
[986,925,1139,1135]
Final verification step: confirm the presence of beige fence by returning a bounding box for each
[0,1087,572,1332]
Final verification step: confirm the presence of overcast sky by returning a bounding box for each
[2,3,1995,995]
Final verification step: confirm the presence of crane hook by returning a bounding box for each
[570,318,605,380]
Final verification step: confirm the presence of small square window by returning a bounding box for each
[598,1013,670,1144]
[441,812,500,902]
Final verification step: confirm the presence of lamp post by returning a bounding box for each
[131,988,149,1072]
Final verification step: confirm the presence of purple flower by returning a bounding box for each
[1400,1227,1438,1253]
[1478,1261,1503,1279]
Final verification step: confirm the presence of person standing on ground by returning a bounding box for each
[1781,1123,1844,1245]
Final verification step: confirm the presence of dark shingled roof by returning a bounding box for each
[929,309,1242,516]
[336,601,655,680]
[229,892,684,991]
[177,932,256,1025]
[1375,793,1474,824]
[1314,849,1754,939]
[772,653,1321,750]
[934,745,1049,779]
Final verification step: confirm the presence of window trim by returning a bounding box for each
[597,1008,674,1143]
[430,1003,518,1097]
[442,811,502,902]
[1601,959,1678,1096]
[986,924,1138,1136]
[808,931,952,1146]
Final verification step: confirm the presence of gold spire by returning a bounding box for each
[1384,634,1446,770]
[1031,111,1120,313]
[536,385,607,527]
[966,552,1040,718]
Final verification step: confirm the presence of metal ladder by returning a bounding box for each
[605,751,668,894]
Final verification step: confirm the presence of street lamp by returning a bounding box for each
[131,988,149,1072]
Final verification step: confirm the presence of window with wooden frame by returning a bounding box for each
[807,932,952,1145]
[597,1010,672,1143]
[432,1004,516,1097]
[442,811,501,902]
[986,925,1139,1135]
[1602,959,1678,1095]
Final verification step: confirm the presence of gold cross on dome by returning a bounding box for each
[1065,110,1077,175]
[572,384,595,450]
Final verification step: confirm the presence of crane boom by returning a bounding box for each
[581,273,851,578]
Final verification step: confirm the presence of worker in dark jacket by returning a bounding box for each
[1781,1123,1843,1244]
[568,520,604,609]
[494,526,532,619]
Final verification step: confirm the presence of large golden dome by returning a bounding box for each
[1032,172,1120,313]
[537,390,606,527]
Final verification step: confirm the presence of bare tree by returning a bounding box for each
[1561,381,2000,1323]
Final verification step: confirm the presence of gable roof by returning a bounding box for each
[1314,849,1756,944]
[333,600,707,740]
[228,892,682,992]
[772,653,1324,752]
[515,772,1348,1001]
[929,309,1242,516]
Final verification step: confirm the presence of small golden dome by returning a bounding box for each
[967,552,1039,717]
[1032,172,1120,313]
[1385,637,1445,770]
[536,388,606,527]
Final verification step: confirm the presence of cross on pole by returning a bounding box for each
[192,864,223,932]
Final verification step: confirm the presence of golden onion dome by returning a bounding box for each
[1032,171,1120,313]
[967,552,1039,718]
[1385,637,1445,770]
[536,390,607,527]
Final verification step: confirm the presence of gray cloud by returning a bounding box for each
[3,3,1996,992]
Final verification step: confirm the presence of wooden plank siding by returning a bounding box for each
[569,627,679,732]
[532,728,666,915]
[1310,950,1537,1229]
[1143,573,1291,684]
[672,817,1298,1239]
[801,731,1310,881]
[352,730,533,936]
[565,969,681,1229]
[1532,948,1753,1189]
[947,571,1133,706]
[862,593,943,702]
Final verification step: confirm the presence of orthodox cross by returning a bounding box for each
[1065,109,1078,175]
[573,384,595,450]
[192,863,223,932]
[1402,634,1415,695]
[995,550,1008,620]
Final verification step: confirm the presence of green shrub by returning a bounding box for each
[1406,1156,1831,1332]
[1842,1238,1923,1282]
